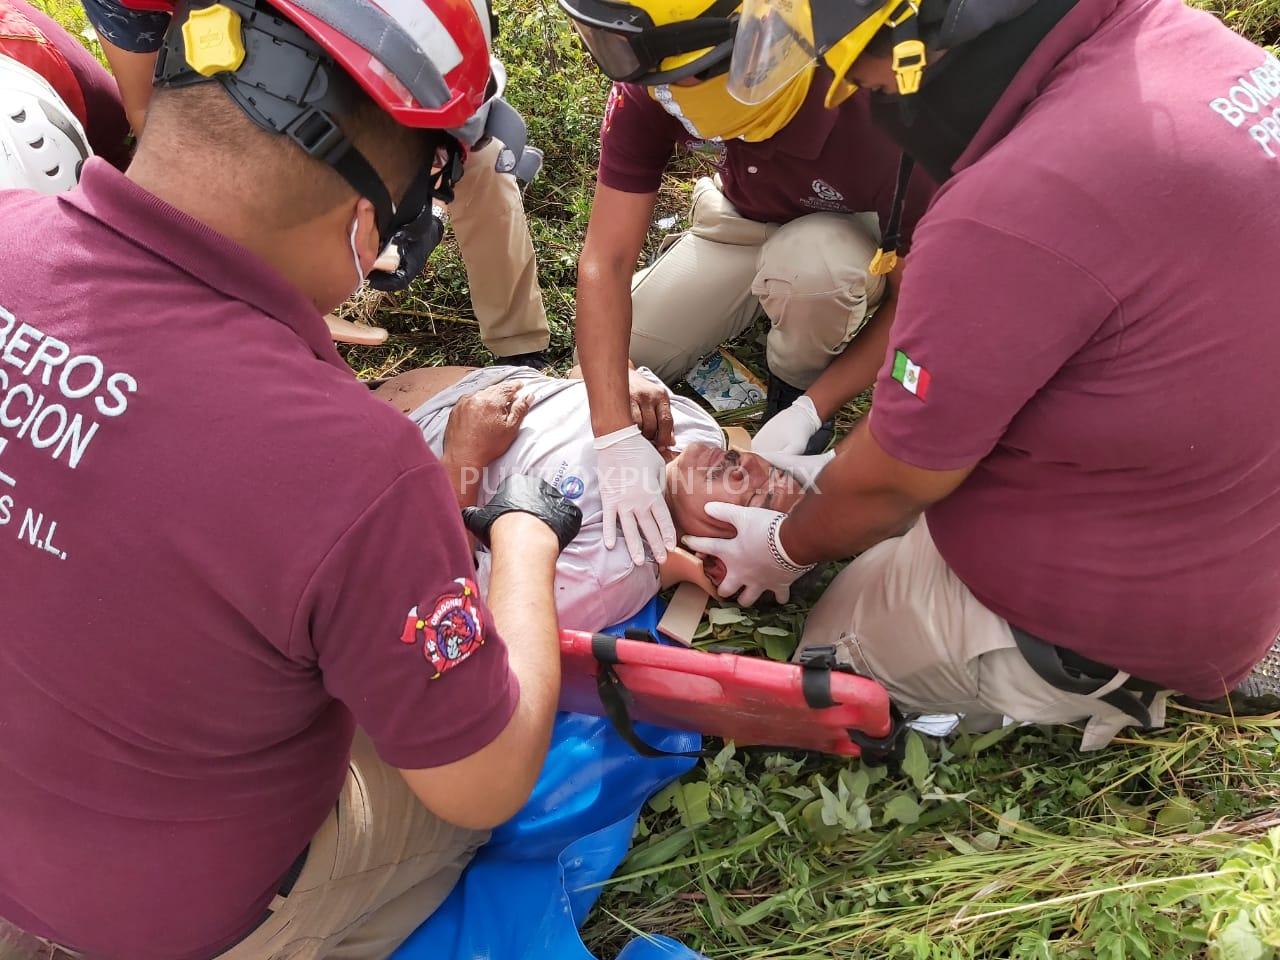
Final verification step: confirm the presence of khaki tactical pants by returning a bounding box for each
[449,139,550,357]
[0,734,487,960]
[796,520,1170,752]
[629,177,886,388]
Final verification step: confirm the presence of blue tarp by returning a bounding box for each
[393,601,706,960]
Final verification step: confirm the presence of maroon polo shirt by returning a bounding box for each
[870,0,1280,698]
[598,77,935,235]
[0,161,518,959]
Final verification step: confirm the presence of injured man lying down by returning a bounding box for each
[377,365,805,631]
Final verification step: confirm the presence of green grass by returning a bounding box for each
[39,0,1280,956]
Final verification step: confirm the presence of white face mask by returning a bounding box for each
[347,211,366,299]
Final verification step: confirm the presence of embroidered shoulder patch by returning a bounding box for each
[400,578,485,679]
[602,84,624,135]
[891,350,931,401]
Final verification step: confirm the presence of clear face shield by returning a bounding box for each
[726,0,817,105]
[727,0,920,106]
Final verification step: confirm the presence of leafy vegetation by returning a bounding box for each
[35,0,1280,955]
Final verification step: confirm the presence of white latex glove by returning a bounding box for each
[752,395,822,456]
[682,502,814,606]
[756,448,836,491]
[594,424,677,566]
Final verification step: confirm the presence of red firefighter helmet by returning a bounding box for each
[266,0,493,130]
[156,0,502,252]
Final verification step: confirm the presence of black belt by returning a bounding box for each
[275,843,308,900]
[1010,627,1164,727]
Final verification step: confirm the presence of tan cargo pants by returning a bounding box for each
[629,177,887,388]
[796,519,1170,751]
[0,734,487,960]
[449,139,550,357]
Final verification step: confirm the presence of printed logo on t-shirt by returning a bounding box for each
[1207,52,1280,159]
[560,476,585,500]
[400,578,485,679]
[811,179,844,202]
[799,178,851,212]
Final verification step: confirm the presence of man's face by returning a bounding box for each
[845,52,899,94]
[665,442,805,539]
[845,46,946,95]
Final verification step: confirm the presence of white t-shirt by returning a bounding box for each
[419,368,723,631]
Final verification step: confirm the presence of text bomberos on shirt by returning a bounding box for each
[0,305,138,477]
[1207,52,1280,159]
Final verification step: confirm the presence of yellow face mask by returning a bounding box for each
[649,66,813,143]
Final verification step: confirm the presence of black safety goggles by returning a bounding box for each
[386,139,464,248]
[558,0,739,85]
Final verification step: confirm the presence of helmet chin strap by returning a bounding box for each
[154,0,434,247]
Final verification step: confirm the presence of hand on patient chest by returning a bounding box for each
[443,381,534,472]
[627,368,676,452]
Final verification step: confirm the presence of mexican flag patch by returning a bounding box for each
[891,350,931,400]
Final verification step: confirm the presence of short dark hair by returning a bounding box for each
[141,68,437,229]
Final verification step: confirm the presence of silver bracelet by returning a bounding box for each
[768,514,814,575]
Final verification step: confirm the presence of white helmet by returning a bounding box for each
[0,54,92,195]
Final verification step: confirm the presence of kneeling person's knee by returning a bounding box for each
[754,214,885,322]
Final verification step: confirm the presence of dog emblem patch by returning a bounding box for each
[401,579,485,679]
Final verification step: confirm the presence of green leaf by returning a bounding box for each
[676,781,712,827]
[621,829,696,871]
[732,892,789,927]
[902,732,930,791]
[883,794,922,826]
[648,782,679,814]
[818,781,842,827]
[707,606,747,626]
[839,767,870,802]
[850,800,874,832]
[712,742,737,770]
[801,798,841,843]
[1155,796,1201,832]
[770,808,792,836]
[1123,929,1153,960]
[793,857,810,887]
[943,832,979,855]
[972,831,1002,852]
[964,722,1020,756]
[758,628,797,661]
[997,804,1022,836]
[1211,910,1267,960]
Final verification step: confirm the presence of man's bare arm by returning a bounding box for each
[398,512,561,829]
[575,183,658,437]
[779,422,974,566]
[98,37,156,135]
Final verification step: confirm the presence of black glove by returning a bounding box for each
[367,213,446,293]
[463,475,582,553]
